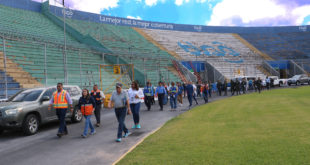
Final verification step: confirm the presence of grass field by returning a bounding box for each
[118,87,310,165]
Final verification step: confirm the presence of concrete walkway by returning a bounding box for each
[0,88,282,165]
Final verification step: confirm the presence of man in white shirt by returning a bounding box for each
[192,83,198,105]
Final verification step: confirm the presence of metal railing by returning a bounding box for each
[175,60,197,83]
[204,61,225,83]
[262,61,280,77]
[288,60,308,76]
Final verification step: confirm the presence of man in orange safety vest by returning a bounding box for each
[48,83,73,138]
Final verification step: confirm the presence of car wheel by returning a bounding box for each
[22,114,39,135]
[288,83,291,86]
[308,81,310,85]
[71,107,82,123]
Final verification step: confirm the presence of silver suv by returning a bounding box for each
[0,85,83,135]
[287,74,310,86]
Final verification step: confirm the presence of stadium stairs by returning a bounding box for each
[189,61,202,84]
[171,60,188,83]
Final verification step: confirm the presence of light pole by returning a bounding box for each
[2,37,8,99]
[129,45,133,64]
[62,0,68,84]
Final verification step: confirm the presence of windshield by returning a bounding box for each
[292,75,300,79]
[12,89,43,102]
[7,89,25,101]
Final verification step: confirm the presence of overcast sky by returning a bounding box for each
[37,0,310,26]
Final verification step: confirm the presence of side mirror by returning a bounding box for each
[41,96,50,102]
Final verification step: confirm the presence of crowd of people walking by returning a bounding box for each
[49,77,270,142]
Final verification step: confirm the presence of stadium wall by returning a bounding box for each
[1,0,308,81]
[0,0,41,12]
[1,0,308,34]
[48,4,310,33]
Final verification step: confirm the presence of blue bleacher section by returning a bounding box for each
[267,60,290,70]
[239,32,310,72]
[181,61,205,72]
[240,32,310,59]
[0,70,21,99]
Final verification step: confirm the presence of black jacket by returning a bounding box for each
[78,96,96,110]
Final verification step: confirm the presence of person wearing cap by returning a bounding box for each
[155,81,167,111]
[109,83,132,142]
[144,81,154,111]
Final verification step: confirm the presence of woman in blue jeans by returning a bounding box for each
[128,81,144,129]
[78,89,96,138]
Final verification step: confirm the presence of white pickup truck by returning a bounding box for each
[269,76,288,87]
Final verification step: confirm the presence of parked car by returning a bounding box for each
[269,76,288,87]
[278,78,288,86]
[0,85,83,135]
[287,74,310,86]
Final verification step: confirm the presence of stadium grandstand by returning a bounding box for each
[0,0,309,99]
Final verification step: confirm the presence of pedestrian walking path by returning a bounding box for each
[0,88,278,165]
